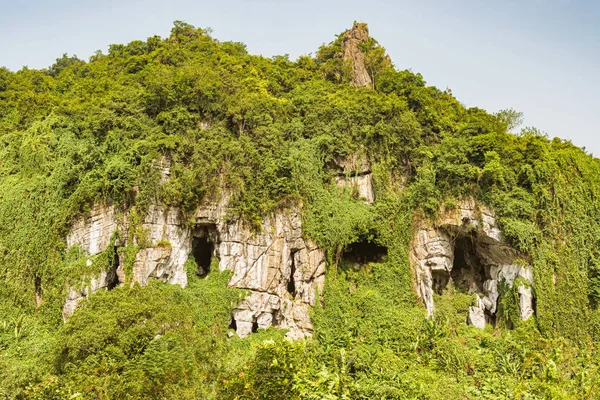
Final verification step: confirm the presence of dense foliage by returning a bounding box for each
[1,21,600,398]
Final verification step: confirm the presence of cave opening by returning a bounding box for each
[342,239,388,265]
[192,236,213,277]
[432,270,451,294]
[271,310,281,327]
[228,317,237,331]
[192,224,217,277]
[251,320,259,333]
[450,234,486,294]
[106,245,121,290]
[287,251,297,297]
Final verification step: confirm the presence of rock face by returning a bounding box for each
[201,200,326,340]
[410,198,534,328]
[342,23,373,88]
[63,268,119,318]
[468,296,486,329]
[334,153,374,204]
[66,204,123,257]
[64,195,325,339]
[129,205,190,287]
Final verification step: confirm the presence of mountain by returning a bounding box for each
[1,21,599,399]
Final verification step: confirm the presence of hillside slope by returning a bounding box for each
[1,22,600,399]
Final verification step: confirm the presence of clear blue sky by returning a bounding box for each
[1,0,598,155]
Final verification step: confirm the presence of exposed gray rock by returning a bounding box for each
[410,198,535,328]
[468,296,486,329]
[66,204,125,256]
[64,194,325,339]
[207,203,326,338]
[231,292,313,340]
[334,153,374,204]
[411,227,453,316]
[518,284,534,321]
[129,205,190,287]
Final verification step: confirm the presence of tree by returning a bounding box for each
[495,108,524,132]
[47,54,82,77]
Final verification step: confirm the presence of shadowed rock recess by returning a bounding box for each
[410,198,534,329]
[64,187,326,339]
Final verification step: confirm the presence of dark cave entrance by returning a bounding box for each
[271,309,281,327]
[251,320,259,333]
[431,232,488,295]
[192,237,213,277]
[287,251,297,297]
[229,317,237,331]
[192,224,218,277]
[450,234,487,294]
[106,245,121,290]
[342,239,388,265]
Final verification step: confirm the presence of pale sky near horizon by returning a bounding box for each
[1,0,598,155]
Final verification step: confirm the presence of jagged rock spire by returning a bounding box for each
[341,22,373,88]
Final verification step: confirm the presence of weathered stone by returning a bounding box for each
[66,204,125,256]
[342,23,373,88]
[518,284,534,321]
[410,198,535,326]
[131,205,190,287]
[335,174,374,204]
[218,207,325,338]
[411,227,453,316]
[62,268,118,320]
[64,194,325,339]
[468,296,486,329]
[482,279,498,313]
[438,198,503,242]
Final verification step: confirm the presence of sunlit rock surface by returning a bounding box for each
[64,195,325,339]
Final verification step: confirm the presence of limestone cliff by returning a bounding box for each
[410,198,534,328]
[64,196,325,340]
[64,181,532,335]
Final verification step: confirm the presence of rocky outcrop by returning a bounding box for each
[410,198,534,328]
[467,296,486,329]
[64,194,325,339]
[334,153,374,204]
[66,204,124,256]
[342,23,373,88]
[201,200,326,340]
[129,205,189,287]
[63,267,119,317]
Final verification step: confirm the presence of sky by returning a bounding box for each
[1,0,598,155]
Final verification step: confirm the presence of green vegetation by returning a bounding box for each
[1,21,600,398]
